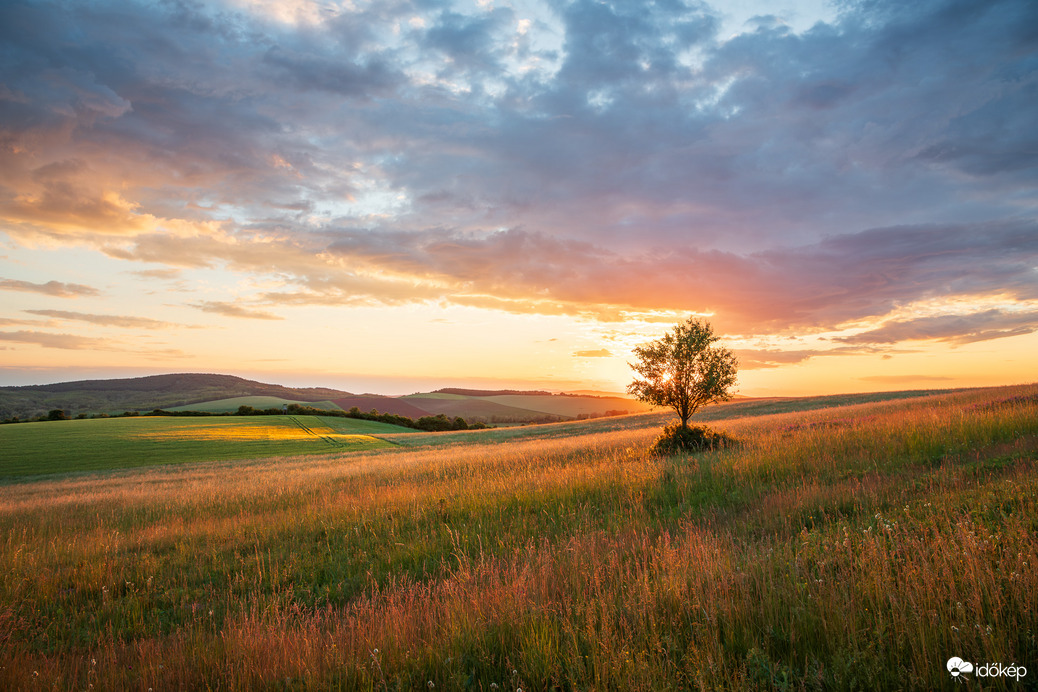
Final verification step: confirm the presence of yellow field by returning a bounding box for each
[137,419,377,444]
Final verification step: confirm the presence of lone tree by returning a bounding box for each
[628,317,738,430]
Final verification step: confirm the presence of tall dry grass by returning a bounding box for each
[1,385,1036,689]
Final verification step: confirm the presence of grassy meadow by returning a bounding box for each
[0,415,407,478]
[0,386,1036,689]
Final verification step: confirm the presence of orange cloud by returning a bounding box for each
[572,349,613,357]
[0,278,100,297]
[187,301,284,320]
[0,330,111,350]
[24,310,179,329]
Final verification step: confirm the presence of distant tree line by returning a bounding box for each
[574,409,629,420]
[429,388,623,400]
[232,403,488,431]
[1,409,145,424]
[2,403,490,432]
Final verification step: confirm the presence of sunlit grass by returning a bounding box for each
[0,415,399,477]
[0,385,1035,689]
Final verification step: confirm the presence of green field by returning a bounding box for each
[1,385,1036,689]
[403,391,656,421]
[404,395,553,421]
[166,396,345,413]
[401,392,470,400]
[483,393,656,416]
[0,373,355,421]
[0,415,410,478]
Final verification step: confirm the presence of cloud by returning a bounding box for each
[128,268,183,280]
[420,8,514,77]
[0,278,100,297]
[92,215,1038,344]
[837,309,1038,345]
[0,330,110,350]
[24,310,177,330]
[187,301,283,320]
[732,346,905,369]
[572,349,612,358]
[319,219,1038,334]
[0,317,48,327]
[261,45,401,98]
[734,349,823,369]
[7,0,1031,256]
[2,0,1036,356]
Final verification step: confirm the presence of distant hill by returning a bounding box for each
[329,396,430,418]
[167,396,345,414]
[0,373,656,424]
[0,373,353,420]
[403,395,555,422]
[431,388,553,397]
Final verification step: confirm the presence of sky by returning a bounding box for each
[1,0,1036,396]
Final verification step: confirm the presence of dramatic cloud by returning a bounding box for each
[0,278,101,298]
[1,0,1036,384]
[320,219,1038,334]
[837,309,1038,345]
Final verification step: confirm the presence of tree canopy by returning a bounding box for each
[627,317,738,429]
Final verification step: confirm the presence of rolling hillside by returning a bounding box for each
[1,374,654,424]
[402,394,555,422]
[3,373,964,426]
[403,391,655,422]
[481,394,655,417]
[0,373,353,420]
[329,396,431,418]
[167,396,345,414]
[2,384,1035,688]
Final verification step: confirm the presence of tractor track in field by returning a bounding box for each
[288,416,351,448]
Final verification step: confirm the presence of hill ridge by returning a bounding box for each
[0,373,353,420]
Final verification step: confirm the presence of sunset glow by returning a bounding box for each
[1,0,1036,394]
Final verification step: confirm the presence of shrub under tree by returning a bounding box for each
[628,317,738,454]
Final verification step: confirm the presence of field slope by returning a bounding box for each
[0,373,354,420]
[166,396,345,413]
[0,415,410,478]
[0,385,1035,689]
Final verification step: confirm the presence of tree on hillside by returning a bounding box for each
[628,317,738,431]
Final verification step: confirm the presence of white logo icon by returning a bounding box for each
[948,657,974,679]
